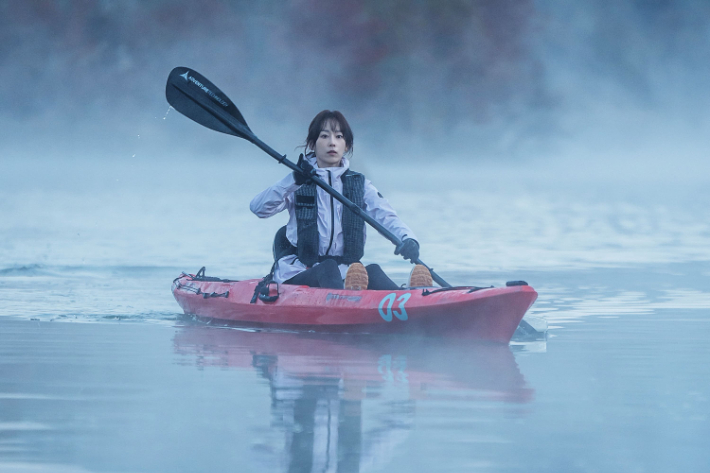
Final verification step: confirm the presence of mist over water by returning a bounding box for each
[3,0,709,163]
[2,2,710,472]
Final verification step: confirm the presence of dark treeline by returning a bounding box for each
[0,1,540,124]
[2,0,709,150]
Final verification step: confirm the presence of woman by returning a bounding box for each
[250,110,432,290]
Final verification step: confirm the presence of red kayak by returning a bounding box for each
[172,269,537,343]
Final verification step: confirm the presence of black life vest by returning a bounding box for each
[294,170,365,267]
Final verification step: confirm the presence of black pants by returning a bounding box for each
[284,259,343,289]
[284,260,399,290]
[364,264,399,290]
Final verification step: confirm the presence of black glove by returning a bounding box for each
[395,238,419,263]
[293,154,316,185]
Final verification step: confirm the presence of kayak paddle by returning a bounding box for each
[165,66,451,287]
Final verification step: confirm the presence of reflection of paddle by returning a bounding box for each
[166,66,450,287]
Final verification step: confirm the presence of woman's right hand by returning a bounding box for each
[293,154,316,185]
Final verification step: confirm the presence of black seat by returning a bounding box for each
[272,225,294,261]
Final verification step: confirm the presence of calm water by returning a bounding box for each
[1,155,709,472]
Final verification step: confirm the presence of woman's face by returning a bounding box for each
[313,120,348,168]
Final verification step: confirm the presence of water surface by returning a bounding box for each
[1,156,709,472]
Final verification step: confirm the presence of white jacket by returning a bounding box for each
[250,154,417,283]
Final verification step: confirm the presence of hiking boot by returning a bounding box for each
[408,264,433,287]
[344,262,368,290]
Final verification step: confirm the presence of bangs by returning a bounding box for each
[323,118,343,133]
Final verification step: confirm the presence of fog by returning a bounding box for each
[3,5,710,471]
[3,1,709,277]
[3,0,709,171]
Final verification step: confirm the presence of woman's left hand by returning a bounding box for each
[395,238,419,263]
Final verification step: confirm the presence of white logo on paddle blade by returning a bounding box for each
[180,71,189,81]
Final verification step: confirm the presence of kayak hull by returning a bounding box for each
[172,273,538,343]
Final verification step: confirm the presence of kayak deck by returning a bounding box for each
[172,272,538,343]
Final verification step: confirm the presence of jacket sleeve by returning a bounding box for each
[250,173,300,218]
[362,179,418,242]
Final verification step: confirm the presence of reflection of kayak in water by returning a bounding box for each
[172,270,537,343]
[173,325,534,404]
[173,326,533,470]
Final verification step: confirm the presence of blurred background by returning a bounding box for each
[1,0,710,279]
[3,0,710,163]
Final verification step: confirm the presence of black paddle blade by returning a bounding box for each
[166,67,254,141]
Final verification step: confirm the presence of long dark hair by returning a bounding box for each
[305,110,354,157]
